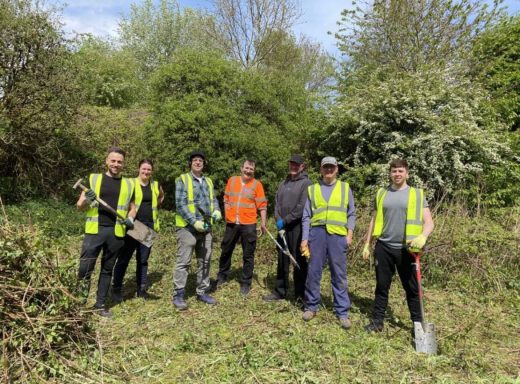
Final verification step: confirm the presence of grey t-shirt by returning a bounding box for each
[374,186,428,249]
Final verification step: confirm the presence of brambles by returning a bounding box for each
[1,217,95,381]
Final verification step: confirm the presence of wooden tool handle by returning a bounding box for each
[72,178,124,220]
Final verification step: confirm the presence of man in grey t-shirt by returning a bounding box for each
[362,158,434,333]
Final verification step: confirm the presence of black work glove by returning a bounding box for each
[124,217,135,230]
[85,189,98,208]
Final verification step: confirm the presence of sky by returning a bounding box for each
[48,0,520,56]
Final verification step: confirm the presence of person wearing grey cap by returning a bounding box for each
[263,154,312,303]
[300,156,356,330]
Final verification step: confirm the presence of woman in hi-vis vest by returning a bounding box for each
[112,159,164,302]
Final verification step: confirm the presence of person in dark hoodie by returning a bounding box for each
[263,154,312,303]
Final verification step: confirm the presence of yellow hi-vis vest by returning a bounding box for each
[175,173,215,228]
[134,179,160,232]
[309,181,350,236]
[85,173,133,237]
[372,187,424,241]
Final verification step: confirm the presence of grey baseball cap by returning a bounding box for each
[321,156,338,167]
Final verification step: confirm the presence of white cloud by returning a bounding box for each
[60,13,119,38]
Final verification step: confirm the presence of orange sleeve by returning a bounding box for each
[254,181,267,210]
[223,177,232,204]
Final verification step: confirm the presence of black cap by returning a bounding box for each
[289,154,304,164]
[188,150,206,162]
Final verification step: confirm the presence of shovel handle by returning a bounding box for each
[73,178,125,220]
[411,252,427,325]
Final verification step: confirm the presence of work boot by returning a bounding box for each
[93,305,112,318]
[137,285,149,300]
[302,310,316,322]
[365,320,384,333]
[239,283,251,296]
[262,293,284,302]
[216,277,227,288]
[172,289,188,311]
[111,288,123,304]
[339,317,352,330]
[197,294,217,305]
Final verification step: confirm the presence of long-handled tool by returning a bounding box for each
[73,178,157,248]
[411,251,437,354]
[266,229,300,269]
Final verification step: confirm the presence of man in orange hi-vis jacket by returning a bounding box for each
[216,159,268,296]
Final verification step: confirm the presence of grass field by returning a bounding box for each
[78,220,519,383]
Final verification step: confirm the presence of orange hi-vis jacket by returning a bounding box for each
[224,176,267,225]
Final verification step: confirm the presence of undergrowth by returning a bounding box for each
[2,200,519,383]
[1,206,96,383]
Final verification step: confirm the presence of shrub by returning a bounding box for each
[1,218,95,381]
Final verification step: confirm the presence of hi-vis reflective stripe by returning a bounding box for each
[234,202,256,208]
[405,187,423,241]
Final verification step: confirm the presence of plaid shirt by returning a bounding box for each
[175,172,220,227]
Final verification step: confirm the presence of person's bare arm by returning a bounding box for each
[76,191,89,211]
[260,209,267,234]
[421,207,434,237]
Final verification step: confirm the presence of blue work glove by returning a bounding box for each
[211,210,222,222]
[124,217,135,230]
[276,218,284,231]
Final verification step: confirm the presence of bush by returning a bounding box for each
[0,217,95,381]
[422,203,520,292]
[145,49,314,208]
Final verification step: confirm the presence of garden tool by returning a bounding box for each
[73,178,157,247]
[196,206,211,231]
[267,229,300,269]
[410,251,438,354]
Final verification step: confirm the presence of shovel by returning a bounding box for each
[73,178,157,248]
[411,251,437,354]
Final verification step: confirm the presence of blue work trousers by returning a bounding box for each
[304,226,351,318]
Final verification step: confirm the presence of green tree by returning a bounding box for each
[72,36,142,108]
[118,0,217,78]
[328,0,518,206]
[335,0,501,76]
[472,15,520,131]
[256,31,335,94]
[144,49,315,206]
[0,0,81,198]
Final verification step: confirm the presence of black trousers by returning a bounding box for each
[372,241,422,323]
[78,226,125,307]
[217,223,257,286]
[273,224,308,300]
[113,222,154,291]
